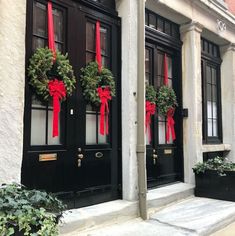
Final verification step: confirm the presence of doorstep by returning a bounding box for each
[59,182,194,235]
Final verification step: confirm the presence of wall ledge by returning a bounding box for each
[202,144,231,152]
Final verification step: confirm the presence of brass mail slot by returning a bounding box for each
[164,149,172,155]
[39,153,57,162]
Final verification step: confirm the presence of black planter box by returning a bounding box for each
[195,170,235,202]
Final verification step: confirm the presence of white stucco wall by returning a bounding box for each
[0,0,26,184]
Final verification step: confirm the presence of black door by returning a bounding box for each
[145,33,183,188]
[22,0,121,208]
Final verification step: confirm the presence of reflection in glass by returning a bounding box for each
[48,110,61,145]
[31,110,46,145]
[33,2,46,37]
[98,115,107,144]
[86,22,95,51]
[53,8,63,42]
[86,114,96,144]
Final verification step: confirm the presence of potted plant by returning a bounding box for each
[193,156,235,201]
[0,183,65,235]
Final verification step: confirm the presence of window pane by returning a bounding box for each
[53,8,63,42]
[212,102,217,119]
[86,22,95,51]
[31,109,46,145]
[86,114,97,144]
[32,37,46,51]
[149,14,156,29]
[212,85,217,102]
[48,110,61,145]
[86,52,95,64]
[206,66,211,84]
[32,95,46,108]
[207,101,212,119]
[146,132,150,145]
[157,18,164,32]
[100,27,108,56]
[158,115,165,144]
[157,53,163,76]
[167,56,172,78]
[213,120,218,136]
[145,49,150,73]
[33,1,47,37]
[98,115,108,144]
[165,21,171,35]
[207,118,213,136]
[207,84,212,101]
[211,68,216,85]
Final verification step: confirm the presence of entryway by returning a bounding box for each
[145,10,183,188]
[22,0,121,208]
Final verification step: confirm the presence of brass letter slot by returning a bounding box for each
[39,153,57,162]
[164,149,172,155]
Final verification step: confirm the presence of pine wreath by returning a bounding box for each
[146,85,157,103]
[156,85,178,116]
[28,47,76,102]
[80,61,115,106]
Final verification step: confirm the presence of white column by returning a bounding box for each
[220,44,235,162]
[0,0,26,184]
[116,0,139,201]
[180,22,203,184]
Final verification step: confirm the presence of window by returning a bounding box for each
[201,38,222,143]
[30,1,66,146]
[145,9,180,39]
[85,20,111,145]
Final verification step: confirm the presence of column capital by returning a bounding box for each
[220,43,235,56]
[180,21,203,34]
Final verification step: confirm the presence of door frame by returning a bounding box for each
[145,24,184,188]
[22,0,122,208]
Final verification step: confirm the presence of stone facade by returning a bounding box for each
[0,0,235,205]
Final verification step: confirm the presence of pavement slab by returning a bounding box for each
[151,197,235,235]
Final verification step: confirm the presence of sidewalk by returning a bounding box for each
[72,197,235,236]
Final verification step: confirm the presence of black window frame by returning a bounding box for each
[201,38,223,144]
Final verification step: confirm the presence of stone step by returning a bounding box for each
[59,182,194,235]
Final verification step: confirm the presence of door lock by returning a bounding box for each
[78,154,84,159]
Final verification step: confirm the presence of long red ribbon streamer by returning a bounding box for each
[47,1,56,60]
[166,108,176,143]
[164,53,168,86]
[48,79,66,137]
[96,21,102,73]
[146,101,156,143]
[97,87,111,135]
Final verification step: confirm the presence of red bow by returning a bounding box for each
[97,86,111,135]
[48,79,66,137]
[145,101,156,143]
[166,108,176,143]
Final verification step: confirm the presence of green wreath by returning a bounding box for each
[80,61,116,106]
[28,47,76,102]
[156,85,178,116]
[146,85,157,103]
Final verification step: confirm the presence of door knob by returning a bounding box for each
[77,159,82,167]
[78,154,84,159]
[153,154,158,159]
[153,154,158,165]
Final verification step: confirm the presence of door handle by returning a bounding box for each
[95,152,103,159]
[78,154,84,159]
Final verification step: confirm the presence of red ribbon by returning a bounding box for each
[164,53,168,86]
[47,1,56,60]
[97,86,111,135]
[166,108,176,143]
[48,79,66,137]
[145,101,156,143]
[96,21,102,73]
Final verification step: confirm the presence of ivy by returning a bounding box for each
[193,156,235,176]
[28,47,76,102]
[80,62,115,106]
[0,184,65,236]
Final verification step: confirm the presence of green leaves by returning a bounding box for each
[80,62,116,106]
[0,183,65,235]
[146,85,157,104]
[193,157,235,176]
[156,85,178,116]
[28,47,76,102]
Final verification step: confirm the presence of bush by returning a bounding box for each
[0,183,65,236]
[193,156,235,176]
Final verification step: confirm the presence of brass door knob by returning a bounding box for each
[153,154,158,159]
[78,154,84,159]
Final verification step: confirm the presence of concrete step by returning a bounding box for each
[59,182,194,235]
